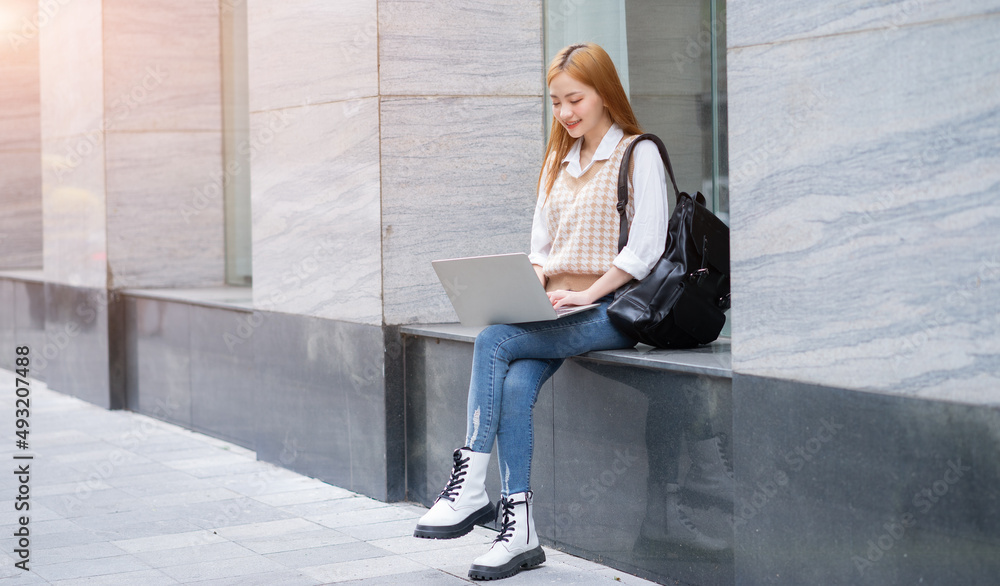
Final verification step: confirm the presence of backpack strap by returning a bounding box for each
[616,133,680,253]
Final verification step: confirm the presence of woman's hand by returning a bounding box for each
[547,289,595,309]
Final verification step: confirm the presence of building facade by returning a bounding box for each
[1,1,998,584]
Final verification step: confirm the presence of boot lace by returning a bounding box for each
[436,449,470,503]
[493,493,531,544]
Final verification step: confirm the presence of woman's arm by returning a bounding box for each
[548,266,632,308]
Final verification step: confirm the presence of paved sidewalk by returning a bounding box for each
[0,371,658,585]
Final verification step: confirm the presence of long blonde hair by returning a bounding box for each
[539,43,643,197]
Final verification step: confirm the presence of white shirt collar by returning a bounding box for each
[562,123,625,177]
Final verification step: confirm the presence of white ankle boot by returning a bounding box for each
[414,447,494,539]
[468,491,545,580]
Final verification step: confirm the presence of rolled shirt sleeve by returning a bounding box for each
[612,139,669,281]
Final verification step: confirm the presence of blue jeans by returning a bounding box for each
[465,296,636,496]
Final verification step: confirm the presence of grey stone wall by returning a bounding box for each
[727,2,1000,404]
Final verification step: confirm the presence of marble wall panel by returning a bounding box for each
[380,96,542,324]
[0,152,43,269]
[728,0,1000,48]
[105,131,225,288]
[728,15,1000,404]
[379,0,542,96]
[41,136,107,289]
[247,0,377,112]
[103,0,221,132]
[38,0,103,141]
[0,0,41,151]
[251,98,382,324]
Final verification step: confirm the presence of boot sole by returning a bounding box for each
[468,545,545,580]
[413,502,494,539]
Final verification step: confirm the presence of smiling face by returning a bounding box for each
[549,72,613,147]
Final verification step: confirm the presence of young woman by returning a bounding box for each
[414,42,669,581]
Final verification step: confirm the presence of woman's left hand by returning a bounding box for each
[548,289,595,309]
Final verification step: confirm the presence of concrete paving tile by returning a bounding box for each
[142,487,244,508]
[592,567,660,585]
[278,495,391,519]
[27,518,84,535]
[0,562,58,583]
[30,541,130,566]
[48,568,181,585]
[89,517,207,541]
[90,461,181,480]
[309,504,421,529]
[249,485,356,507]
[211,518,324,540]
[159,554,290,582]
[111,529,226,554]
[335,568,471,585]
[132,540,258,568]
[29,430,93,447]
[334,518,427,542]
[30,553,153,582]
[174,497,295,531]
[16,527,110,552]
[184,569,322,586]
[181,461,277,479]
[402,542,489,569]
[233,528,357,555]
[299,555,431,583]
[367,531,494,555]
[162,454,257,472]
[212,472,326,497]
[36,487,148,518]
[264,540,393,569]
[50,447,154,467]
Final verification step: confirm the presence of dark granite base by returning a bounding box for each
[0,278,46,377]
[403,334,736,585]
[251,310,396,501]
[42,282,122,408]
[121,296,403,501]
[732,374,1000,586]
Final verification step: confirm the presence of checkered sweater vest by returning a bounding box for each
[543,134,637,280]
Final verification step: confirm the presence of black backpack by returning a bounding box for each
[606,134,731,349]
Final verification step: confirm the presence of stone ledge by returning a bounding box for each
[399,323,732,379]
[120,286,253,312]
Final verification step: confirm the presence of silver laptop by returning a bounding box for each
[432,253,600,326]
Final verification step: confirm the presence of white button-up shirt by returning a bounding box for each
[528,123,669,281]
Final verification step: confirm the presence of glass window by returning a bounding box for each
[221,1,252,286]
[544,0,728,222]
